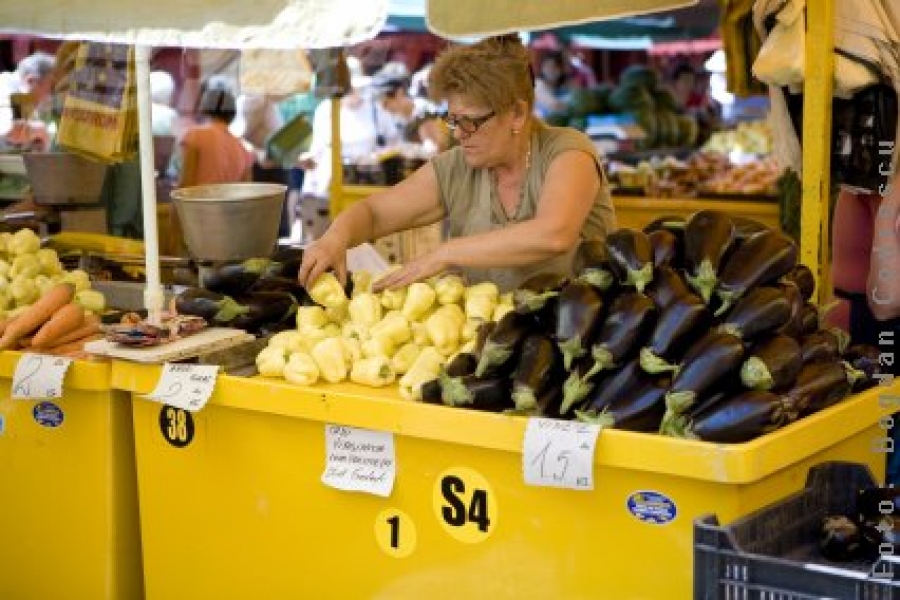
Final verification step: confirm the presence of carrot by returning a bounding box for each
[32,303,85,349]
[0,283,75,350]
[45,313,101,348]
[44,333,103,356]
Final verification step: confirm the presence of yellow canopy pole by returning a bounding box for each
[329,95,345,220]
[800,0,835,304]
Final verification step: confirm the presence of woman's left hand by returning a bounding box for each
[373,246,448,291]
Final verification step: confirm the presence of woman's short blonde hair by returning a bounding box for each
[429,35,534,115]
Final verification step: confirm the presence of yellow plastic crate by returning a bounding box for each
[114,360,896,600]
[0,353,143,600]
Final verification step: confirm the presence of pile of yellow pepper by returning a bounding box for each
[255,270,511,398]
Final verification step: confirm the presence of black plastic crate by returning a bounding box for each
[695,462,900,599]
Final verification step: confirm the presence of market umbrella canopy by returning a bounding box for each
[426,0,698,37]
[0,0,387,49]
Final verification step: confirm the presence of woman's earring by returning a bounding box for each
[511,128,519,135]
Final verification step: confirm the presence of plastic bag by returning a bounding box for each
[57,43,137,163]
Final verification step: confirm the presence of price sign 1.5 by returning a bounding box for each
[522,418,600,490]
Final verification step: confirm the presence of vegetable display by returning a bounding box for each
[246,210,870,445]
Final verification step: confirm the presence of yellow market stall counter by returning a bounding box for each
[114,360,894,600]
[0,352,143,600]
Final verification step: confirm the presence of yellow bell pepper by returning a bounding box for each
[311,337,350,383]
[380,286,407,311]
[283,351,320,386]
[348,292,383,328]
[401,282,436,321]
[321,323,342,338]
[351,270,374,296]
[399,347,445,400]
[342,336,363,363]
[465,293,496,322]
[461,319,481,342]
[350,356,396,387]
[325,304,348,324]
[434,274,465,305]
[342,321,369,342]
[370,311,411,346]
[256,346,288,377]
[362,333,396,358]
[457,338,477,355]
[296,306,329,330]
[296,326,330,352]
[426,305,463,356]
[410,321,431,347]
[391,342,422,375]
[308,272,348,308]
[268,331,306,353]
[466,281,500,302]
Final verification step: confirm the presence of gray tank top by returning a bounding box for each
[431,121,616,291]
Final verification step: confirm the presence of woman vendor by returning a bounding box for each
[297,35,616,292]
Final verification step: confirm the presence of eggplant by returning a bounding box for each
[510,334,563,411]
[800,329,844,365]
[640,293,710,374]
[553,282,605,370]
[685,389,789,443]
[560,356,600,416]
[731,216,769,241]
[471,321,496,361]
[782,264,816,302]
[714,229,798,315]
[843,344,887,391]
[441,375,512,412]
[740,334,803,391]
[573,240,615,291]
[646,266,692,309]
[475,311,530,377]
[508,385,566,419]
[202,258,272,296]
[648,229,681,269]
[684,210,735,303]
[662,331,745,424]
[438,352,482,404]
[797,302,821,337]
[266,247,304,279]
[775,281,805,338]
[420,378,444,404]
[576,359,646,417]
[642,215,686,237]
[785,361,860,418]
[227,291,298,332]
[249,274,313,303]
[512,272,567,314]
[256,321,296,337]
[589,291,656,374]
[576,377,668,432]
[175,287,248,322]
[605,228,654,292]
[717,286,792,342]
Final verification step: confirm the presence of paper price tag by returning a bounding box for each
[145,363,219,412]
[11,353,73,400]
[322,424,395,498]
[522,418,600,490]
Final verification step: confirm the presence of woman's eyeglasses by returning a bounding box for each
[442,111,496,134]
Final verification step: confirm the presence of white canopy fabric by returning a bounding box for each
[0,0,387,49]
[426,0,697,38]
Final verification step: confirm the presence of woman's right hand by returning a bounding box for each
[297,232,349,289]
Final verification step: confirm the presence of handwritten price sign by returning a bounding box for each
[11,353,73,400]
[522,418,600,490]
[145,363,219,412]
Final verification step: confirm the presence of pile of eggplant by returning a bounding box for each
[421,210,886,443]
[173,248,315,335]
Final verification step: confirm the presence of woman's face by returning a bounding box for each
[445,94,515,169]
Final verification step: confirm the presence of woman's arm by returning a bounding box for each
[374,149,601,289]
[297,162,445,286]
[868,179,900,320]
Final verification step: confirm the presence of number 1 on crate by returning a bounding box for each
[522,418,600,490]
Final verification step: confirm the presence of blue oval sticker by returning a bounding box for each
[33,401,64,428]
[626,490,677,525]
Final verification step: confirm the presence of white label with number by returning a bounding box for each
[144,363,219,412]
[11,353,73,400]
[522,418,600,490]
[322,424,395,498]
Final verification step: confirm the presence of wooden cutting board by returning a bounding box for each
[84,327,256,363]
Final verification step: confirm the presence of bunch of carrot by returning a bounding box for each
[0,283,102,357]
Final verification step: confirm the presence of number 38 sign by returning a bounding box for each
[158,405,195,448]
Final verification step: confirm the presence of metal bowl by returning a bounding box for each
[171,183,287,262]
